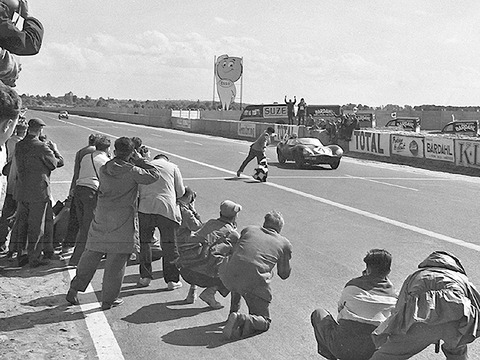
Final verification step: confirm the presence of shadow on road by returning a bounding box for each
[122,300,215,324]
[161,321,227,348]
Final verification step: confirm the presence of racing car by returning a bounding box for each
[58,111,69,119]
[276,135,343,169]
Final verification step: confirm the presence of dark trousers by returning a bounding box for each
[16,200,51,263]
[297,112,305,125]
[63,197,79,248]
[138,212,179,283]
[0,193,16,247]
[310,308,377,360]
[230,291,271,335]
[238,147,265,173]
[70,249,129,304]
[69,186,98,265]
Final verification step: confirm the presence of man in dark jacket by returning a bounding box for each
[14,118,61,267]
[0,0,43,56]
[220,211,292,340]
[236,126,274,178]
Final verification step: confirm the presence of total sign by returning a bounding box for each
[351,130,390,156]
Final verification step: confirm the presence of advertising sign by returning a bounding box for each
[274,124,299,141]
[238,122,256,138]
[215,54,243,111]
[350,130,390,156]
[264,105,288,118]
[175,118,191,129]
[455,139,480,169]
[425,137,454,162]
[306,105,341,118]
[391,135,424,158]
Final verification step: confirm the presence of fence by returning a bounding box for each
[171,109,201,119]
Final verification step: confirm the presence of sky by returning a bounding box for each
[14,0,480,107]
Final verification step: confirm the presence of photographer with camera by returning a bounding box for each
[66,137,159,310]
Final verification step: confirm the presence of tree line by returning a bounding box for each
[18,92,480,113]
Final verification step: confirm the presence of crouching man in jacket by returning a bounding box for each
[371,251,480,360]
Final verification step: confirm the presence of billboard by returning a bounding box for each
[391,135,424,158]
[425,137,454,162]
[215,54,243,111]
[350,130,390,156]
[455,139,480,169]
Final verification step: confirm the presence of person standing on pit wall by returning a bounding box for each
[136,153,186,290]
[68,135,111,267]
[236,126,275,178]
[285,95,296,125]
[297,98,307,125]
[66,137,159,310]
[310,249,397,360]
[220,211,292,340]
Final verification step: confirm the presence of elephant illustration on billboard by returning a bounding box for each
[215,54,242,110]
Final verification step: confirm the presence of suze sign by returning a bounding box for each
[351,130,390,156]
[263,106,287,118]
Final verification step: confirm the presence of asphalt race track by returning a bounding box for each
[35,110,480,360]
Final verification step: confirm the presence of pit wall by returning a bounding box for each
[348,129,480,176]
[36,107,480,176]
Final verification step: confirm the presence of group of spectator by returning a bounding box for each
[0,93,64,268]
[0,83,478,356]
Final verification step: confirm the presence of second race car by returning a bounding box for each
[276,136,343,169]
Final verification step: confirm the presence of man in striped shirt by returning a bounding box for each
[311,249,397,360]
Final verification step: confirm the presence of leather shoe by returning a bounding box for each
[137,277,151,287]
[101,298,124,310]
[223,312,244,340]
[66,289,79,305]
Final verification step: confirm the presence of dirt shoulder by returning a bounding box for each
[0,255,95,360]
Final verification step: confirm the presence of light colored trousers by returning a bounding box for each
[371,321,468,360]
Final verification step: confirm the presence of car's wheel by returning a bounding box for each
[294,153,304,169]
[330,158,340,169]
[277,150,286,164]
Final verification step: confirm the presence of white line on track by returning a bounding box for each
[55,117,480,358]
[60,118,480,253]
[67,268,125,360]
[345,174,419,191]
[184,140,203,146]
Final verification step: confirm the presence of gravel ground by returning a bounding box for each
[0,254,93,360]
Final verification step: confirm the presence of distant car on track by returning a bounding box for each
[276,136,343,169]
[58,111,69,120]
